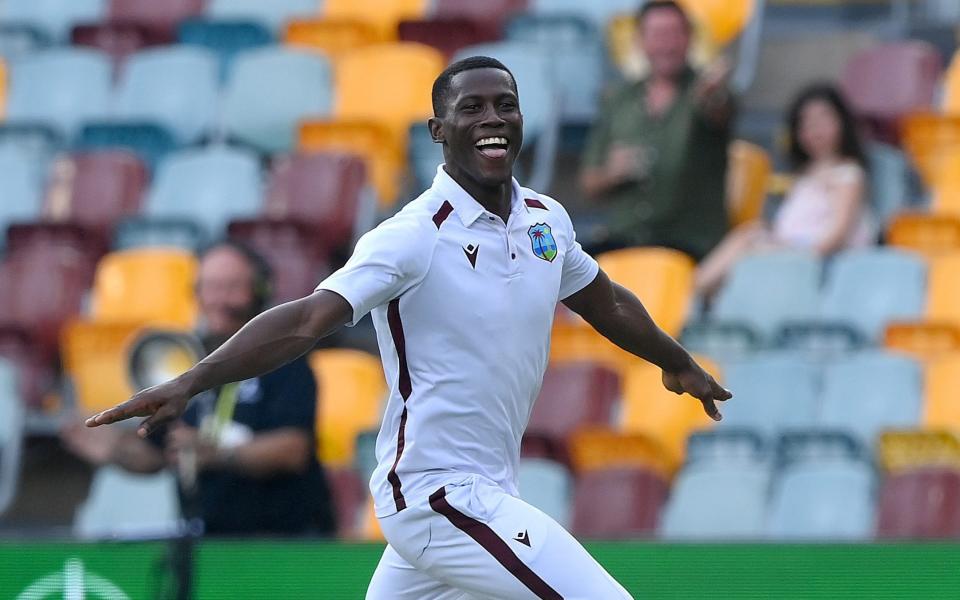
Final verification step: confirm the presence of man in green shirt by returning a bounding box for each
[580,0,734,261]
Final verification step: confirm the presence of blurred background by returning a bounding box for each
[1,0,960,598]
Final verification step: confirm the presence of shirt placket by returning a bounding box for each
[485,212,521,276]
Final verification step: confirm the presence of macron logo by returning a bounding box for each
[463,244,479,269]
[513,530,531,547]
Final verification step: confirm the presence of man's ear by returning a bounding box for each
[428,117,444,144]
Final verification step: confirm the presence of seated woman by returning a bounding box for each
[695,83,875,297]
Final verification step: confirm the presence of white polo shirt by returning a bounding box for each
[317,166,599,517]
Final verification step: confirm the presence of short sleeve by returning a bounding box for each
[558,210,600,301]
[316,214,433,326]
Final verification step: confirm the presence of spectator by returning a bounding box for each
[61,241,335,536]
[694,83,874,297]
[579,0,734,261]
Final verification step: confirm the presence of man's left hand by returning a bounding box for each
[662,363,732,421]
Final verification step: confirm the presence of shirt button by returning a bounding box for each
[489,217,495,221]
[511,253,516,260]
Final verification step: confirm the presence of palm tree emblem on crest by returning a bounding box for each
[527,223,558,262]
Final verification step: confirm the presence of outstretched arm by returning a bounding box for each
[562,270,731,420]
[86,290,353,435]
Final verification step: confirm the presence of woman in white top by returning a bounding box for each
[695,83,875,297]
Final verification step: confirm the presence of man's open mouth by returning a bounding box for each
[475,136,510,159]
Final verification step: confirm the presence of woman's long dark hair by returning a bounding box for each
[786,83,868,171]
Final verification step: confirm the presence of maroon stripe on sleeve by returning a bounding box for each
[386,298,412,511]
[524,198,548,210]
[432,200,454,229]
[429,487,563,600]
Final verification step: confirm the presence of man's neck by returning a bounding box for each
[443,165,513,222]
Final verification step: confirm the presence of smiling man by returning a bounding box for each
[85,56,730,599]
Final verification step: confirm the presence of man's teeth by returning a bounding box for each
[476,137,509,147]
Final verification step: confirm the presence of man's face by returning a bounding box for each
[429,68,523,187]
[639,9,691,79]
[196,247,257,339]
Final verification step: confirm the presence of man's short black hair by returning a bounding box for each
[637,0,691,28]
[431,56,517,117]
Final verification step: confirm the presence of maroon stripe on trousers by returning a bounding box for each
[429,487,563,600]
[432,200,454,229]
[386,298,411,511]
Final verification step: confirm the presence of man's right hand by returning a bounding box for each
[85,376,193,437]
[605,145,644,186]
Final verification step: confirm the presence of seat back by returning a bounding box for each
[877,467,960,539]
[720,353,820,436]
[208,0,319,31]
[925,354,960,430]
[571,467,668,538]
[61,320,141,415]
[518,458,572,528]
[900,112,960,192]
[726,140,771,227]
[74,465,180,539]
[284,18,384,55]
[526,362,620,445]
[75,122,177,173]
[308,349,387,467]
[659,466,769,540]
[0,146,44,237]
[3,0,106,41]
[71,22,170,69]
[90,248,198,326]
[884,321,960,360]
[177,19,274,80]
[887,213,960,259]
[927,253,960,325]
[323,0,428,39]
[223,47,333,152]
[108,0,206,37]
[878,430,960,474]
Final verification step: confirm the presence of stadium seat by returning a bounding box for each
[398,17,500,60]
[0,123,63,177]
[2,0,106,41]
[504,14,605,123]
[146,145,263,238]
[924,354,960,430]
[766,460,875,540]
[75,122,177,173]
[719,352,820,436]
[878,430,960,475]
[113,217,207,252]
[877,467,960,539]
[115,46,220,144]
[208,0,319,32]
[866,142,911,227]
[284,18,385,56]
[818,249,927,341]
[177,19,273,80]
[0,329,54,411]
[42,150,148,246]
[71,22,171,69]
[945,49,960,114]
[74,466,180,539]
[887,213,960,259]
[264,151,369,253]
[323,0,428,40]
[107,0,206,39]
[223,47,333,153]
[524,362,620,464]
[684,429,768,469]
[900,112,960,195]
[354,429,378,484]
[0,147,44,240]
[308,349,387,467]
[407,123,445,194]
[518,458,572,529]
[0,24,49,62]
[0,358,24,516]
[678,0,753,47]
[326,466,367,539]
[819,352,923,445]
[840,42,941,143]
[434,0,529,23]
[884,322,960,360]
[0,59,6,119]
[725,140,771,228]
[529,0,639,28]
[927,253,960,325]
[571,467,668,539]
[659,465,769,540]
[298,119,404,208]
[227,219,332,304]
[712,251,822,340]
[5,48,112,138]
[679,321,760,361]
[619,358,721,470]
[568,427,671,477]
[61,320,142,415]
[89,248,198,326]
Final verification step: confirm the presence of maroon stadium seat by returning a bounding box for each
[0,328,54,410]
[398,18,501,60]
[434,0,528,23]
[264,152,367,255]
[227,219,332,305]
[108,0,206,38]
[877,467,960,539]
[326,466,366,539]
[841,41,942,143]
[42,151,148,248]
[71,23,172,69]
[522,362,620,465]
[571,467,669,539]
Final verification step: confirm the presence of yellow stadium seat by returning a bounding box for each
[927,253,960,325]
[943,50,960,115]
[887,213,960,259]
[91,249,198,327]
[884,321,960,361]
[61,321,144,416]
[726,140,771,227]
[360,497,385,541]
[284,17,385,55]
[0,59,6,120]
[298,118,404,207]
[333,42,443,142]
[323,0,428,40]
[568,427,672,478]
[619,356,721,471]
[309,349,386,467]
[677,0,753,46]
[901,112,960,195]
[924,353,960,430]
[878,430,960,474]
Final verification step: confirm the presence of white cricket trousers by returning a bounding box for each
[365,474,634,599]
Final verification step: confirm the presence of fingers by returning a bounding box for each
[84,397,153,428]
[137,405,177,438]
[709,377,733,401]
[701,397,722,422]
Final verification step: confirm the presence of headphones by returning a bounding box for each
[196,239,274,317]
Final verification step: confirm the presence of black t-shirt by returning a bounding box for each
[151,356,335,536]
